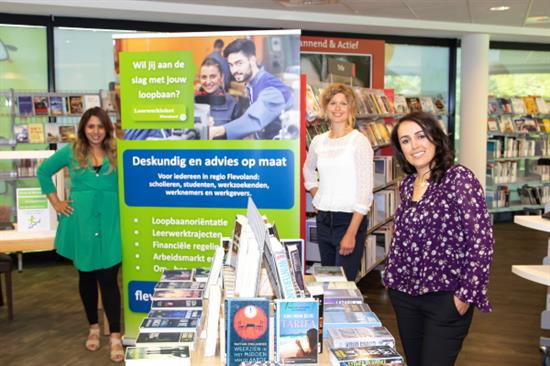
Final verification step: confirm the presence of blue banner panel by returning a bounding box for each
[123,149,294,209]
[128,280,156,313]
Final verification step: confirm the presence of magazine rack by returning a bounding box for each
[0,150,63,270]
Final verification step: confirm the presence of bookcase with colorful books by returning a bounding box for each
[485,95,550,215]
[0,89,117,229]
[0,89,118,147]
[305,84,448,279]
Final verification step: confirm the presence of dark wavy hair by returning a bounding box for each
[390,111,454,183]
[74,107,116,172]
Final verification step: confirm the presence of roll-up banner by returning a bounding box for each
[114,30,301,340]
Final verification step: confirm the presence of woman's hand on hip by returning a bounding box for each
[339,232,356,256]
[453,295,470,316]
[53,200,74,216]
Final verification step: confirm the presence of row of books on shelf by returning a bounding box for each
[486,186,510,209]
[305,118,394,149]
[357,119,392,148]
[14,159,45,178]
[488,95,549,115]
[306,84,447,121]
[487,159,547,185]
[518,184,550,205]
[14,123,77,144]
[15,94,98,116]
[487,115,550,134]
[370,189,397,228]
[307,116,447,151]
[486,185,550,209]
[487,137,550,160]
[9,91,118,117]
[374,155,398,188]
[486,161,518,185]
[361,224,393,275]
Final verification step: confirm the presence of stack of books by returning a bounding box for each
[302,266,404,365]
[125,268,209,365]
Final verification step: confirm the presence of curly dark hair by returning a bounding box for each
[390,111,454,183]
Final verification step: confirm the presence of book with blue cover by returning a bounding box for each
[49,96,66,116]
[155,280,206,290]
[323,288,364,305]
[226,298,270,366]
[194,267,211,282]
[17,96,33,116]
[147,309,202,319]
[324,303,372,313]
[323,311,382,337]
[275,298,319,364]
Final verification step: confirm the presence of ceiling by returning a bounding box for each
[141,0,550,28]
[1,0,550,43]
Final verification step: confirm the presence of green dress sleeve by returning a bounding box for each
[37,144,72,194]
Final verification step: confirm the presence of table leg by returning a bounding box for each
[541,239,550,351]
[17,252,22,272]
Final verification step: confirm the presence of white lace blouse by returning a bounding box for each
[303,129,373,215]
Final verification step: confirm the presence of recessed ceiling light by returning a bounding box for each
[279,0,340,6]
[526,16,550,24]
[490,6,510,11]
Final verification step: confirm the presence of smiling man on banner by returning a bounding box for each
[209,38,293,140]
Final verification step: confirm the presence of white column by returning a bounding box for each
[459,33,489,189]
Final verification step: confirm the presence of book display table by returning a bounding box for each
[513,215,550,349]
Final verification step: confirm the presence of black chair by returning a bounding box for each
[0,253,13,321]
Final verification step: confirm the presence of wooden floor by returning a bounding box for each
[0,222,548,365]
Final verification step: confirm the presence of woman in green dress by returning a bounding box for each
[37,107,123,363]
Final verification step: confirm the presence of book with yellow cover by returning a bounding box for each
[522,96,539,114]
[28,123,45,144]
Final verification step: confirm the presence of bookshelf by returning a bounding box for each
[0,89,116,263]
[305,84,450,279]
[485,95,550,215]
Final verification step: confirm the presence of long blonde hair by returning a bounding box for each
[73,107,117,172]
[319,83,358,128]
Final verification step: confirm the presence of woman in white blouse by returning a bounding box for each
[303,83,374,280]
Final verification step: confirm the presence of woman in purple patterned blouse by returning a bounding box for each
[383,111,494,366]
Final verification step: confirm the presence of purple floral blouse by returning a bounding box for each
[384,165,494,312]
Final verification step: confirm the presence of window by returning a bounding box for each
[385,43,450,100]
[489,49,550,97]
[54,27,135,92]
[0,24,47,90]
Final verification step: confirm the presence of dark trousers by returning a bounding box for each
[316,210,368,281]
[388,288,474,366]
[78,264,121,333]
